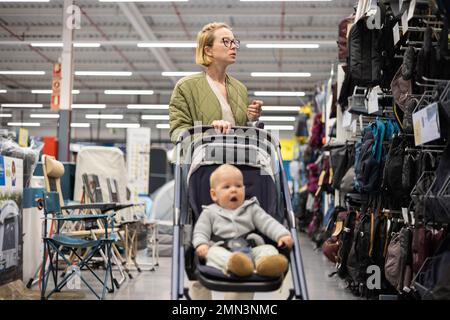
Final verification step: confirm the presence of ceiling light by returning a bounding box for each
[104,90,154,95]
[1,103,43,108]
[72,104,107,109]
[246,43,319,49]
[30,114,60,119]
[264,125,294,131]
[30,42,101,48]
[106,123,140,129]
[156,123,170,129]
[75,71,132,76]
[0,90,7,93]
[127,104,169,110]
[74,43,101,48]
[259,116,296,122]
[262,106,299,112]
[240,0,331,1]
[86,114,124,120]
[31,89,80,94]
[0,71,45,75]
[138,42,196,48]
[254,91,305,97]
[0,0,50,2]
[141,115,169,120]
[251,72,311,77]
[7,122,41,127]
[0,114,12,118]
[161,71,198,77]
[99,0,188,2]
[30,43,62,47]
[71,123,91,128]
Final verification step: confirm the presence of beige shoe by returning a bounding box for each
[255,254,288,278]
[226,252,254,277]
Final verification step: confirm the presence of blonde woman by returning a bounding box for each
[169,22,263,144]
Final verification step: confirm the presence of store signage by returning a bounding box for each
[413,102,441,146]
[51,63,61,111]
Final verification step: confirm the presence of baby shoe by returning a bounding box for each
[227,252,254,277]
[255,254,288,278]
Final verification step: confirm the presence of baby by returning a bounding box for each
[193,164,293,278]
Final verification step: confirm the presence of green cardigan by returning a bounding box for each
[169,71,249,143]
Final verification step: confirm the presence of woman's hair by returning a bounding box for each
[196,22,232,67]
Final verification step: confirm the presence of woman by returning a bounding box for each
[169,22,263,300]
[169,22,263,144]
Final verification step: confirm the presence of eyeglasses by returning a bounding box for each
[222,38,240,49]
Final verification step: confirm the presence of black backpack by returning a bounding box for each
[382,136,408,207]
[337,210,359,280]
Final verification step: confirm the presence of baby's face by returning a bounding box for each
[210,170,245,210]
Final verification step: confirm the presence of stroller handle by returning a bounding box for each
[176,123,277,145]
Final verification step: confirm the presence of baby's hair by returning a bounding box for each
[209,164,242,189]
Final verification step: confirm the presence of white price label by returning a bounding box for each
[368,88,380,114]
[393,23,400,45]
[413,102,441,146]
[342,110,352,128]
[402,11,409,33]
[408,0,416,21]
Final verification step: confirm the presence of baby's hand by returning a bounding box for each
[196,244,209,258]
[277,235,294,249]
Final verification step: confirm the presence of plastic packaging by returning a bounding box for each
[0,137,43,188]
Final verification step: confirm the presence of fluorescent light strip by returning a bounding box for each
[161,71,199,77]
[0,71,45,75]
[264,125,294,131]
[7,122,41,127]
[1,103,43,108]
[262,106,299,112]
[75,71,132,76]
[72,104,107,109]
[99,0,188,2]
[259,116,296,122]
[0,0,49,2]
[246,43,319,49]
[86,114,124,120]
[32,89,80,94]
[30,42,101,48]
[106,123,140,129]
[30,114,60,119]
[0,90,6,93]
[104,90,154,95]
[141,115,169,120]
[127,104,168,110]
[0,114,12,118]
[156,123,170,129]
[254,91,305,97]
[138,42,196,48]
[240,0,331,2]
[71,123,91,128]
[251,72,311,77]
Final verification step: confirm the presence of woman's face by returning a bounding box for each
[205,27,238,67]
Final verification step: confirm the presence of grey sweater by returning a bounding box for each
[192,197,291,249]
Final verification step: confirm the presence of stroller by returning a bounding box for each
[171,125,309,300]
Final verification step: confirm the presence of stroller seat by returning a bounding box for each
[187,164,287,292]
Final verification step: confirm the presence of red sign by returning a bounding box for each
[51,63,61,111]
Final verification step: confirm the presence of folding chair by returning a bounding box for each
[40,191,117,300]
[81,174,132,283]
[107,178,157,272]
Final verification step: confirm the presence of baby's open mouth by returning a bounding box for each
[230,196,238,202]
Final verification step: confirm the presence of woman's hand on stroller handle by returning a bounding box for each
[277,235,294,249]
[212,120,233,134]
[196,244,210,258]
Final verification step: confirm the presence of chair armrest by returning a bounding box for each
[49,213,115,221]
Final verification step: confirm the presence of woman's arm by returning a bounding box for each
[169,84,194,144]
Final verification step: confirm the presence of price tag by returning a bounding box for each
[413,102,441,145]
[368,87,380,114]
[342,110,352,128]
[408,0,416,21]
[393,23,400,45]
[402,11,409,33]
[351,120,357,133]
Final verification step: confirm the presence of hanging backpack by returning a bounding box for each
[337,210,359,279]
[309,113,324,150]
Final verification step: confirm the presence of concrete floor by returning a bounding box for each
[37,232,358,300]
